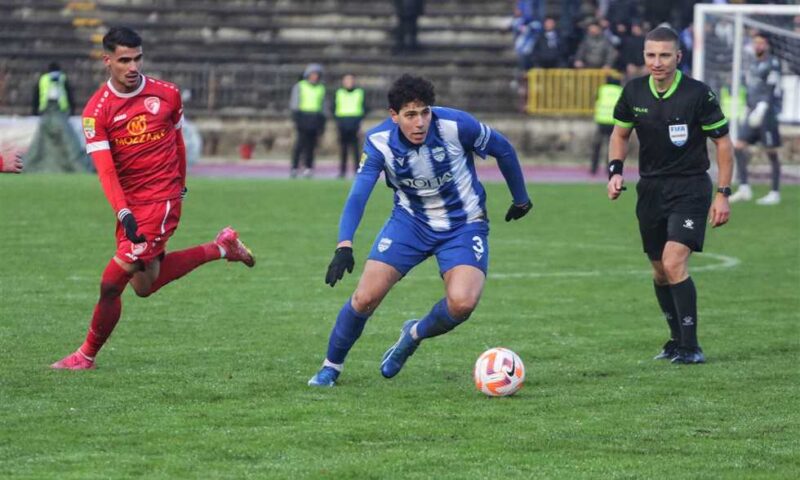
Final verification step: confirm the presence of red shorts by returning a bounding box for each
[115,199,182,265]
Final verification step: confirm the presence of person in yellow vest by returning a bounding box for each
[32,62,75,115]
[332,74,368,178]
[289,63,327,178]
[590,76,622,175]
[26,62,90,172]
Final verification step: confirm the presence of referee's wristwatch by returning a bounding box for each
[717,186,732,197]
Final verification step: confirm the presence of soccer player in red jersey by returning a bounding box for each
[52,27,256,370]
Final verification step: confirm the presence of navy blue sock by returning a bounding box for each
[415,298,468,340]
[325,299,371,365]
[670,277,698,349]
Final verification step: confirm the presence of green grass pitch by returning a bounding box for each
[1,175,798,479]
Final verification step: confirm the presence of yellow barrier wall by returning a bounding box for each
[527,68,621,116]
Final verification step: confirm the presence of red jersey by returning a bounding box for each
[82,75,184,205]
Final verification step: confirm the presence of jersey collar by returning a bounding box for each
[107,74,146,98]
[648,70,682,100]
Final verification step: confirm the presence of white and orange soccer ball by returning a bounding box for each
[473,347,525,397]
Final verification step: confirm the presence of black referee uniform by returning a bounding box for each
[613,70,729,260]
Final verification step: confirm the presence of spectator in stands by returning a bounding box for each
[574,21,618,69]
[678,23,693,75]
[589,75,622,175]
[621,22,647,79]
[333,74,368,178]
[0,152,24,174]
[599,18,622,50]
[531,16,565,68]
[393,0,425,53]
[559,0,583,41]
[289,63,327,178]
[598,0,639,31]
[511,0,542,71]
[32,62,75,116]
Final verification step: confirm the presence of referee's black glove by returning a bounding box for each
[118,209,146,244]
[325,247,354,287]
[505,200,533,222]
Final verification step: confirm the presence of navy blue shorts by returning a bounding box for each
[367,214,489,276]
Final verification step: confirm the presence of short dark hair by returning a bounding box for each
[645,26,679,48]
[754,32,771,45]
[103,26,142,52]
[387,74,435,112]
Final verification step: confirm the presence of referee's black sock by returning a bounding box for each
[653,281,681,341]
[670,277,698,349]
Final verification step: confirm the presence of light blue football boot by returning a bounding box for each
[308,366,340,387]
[380,320,420,378]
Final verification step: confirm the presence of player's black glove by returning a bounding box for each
[118,209,146,244]
[505,200,533,222]
[180,186,188,199]
[325,247,354,287]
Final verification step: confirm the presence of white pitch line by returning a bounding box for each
[489,252,741,280]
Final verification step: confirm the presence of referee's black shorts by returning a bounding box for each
[635,173,712,261]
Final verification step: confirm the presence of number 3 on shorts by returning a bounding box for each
[472,236,484,255]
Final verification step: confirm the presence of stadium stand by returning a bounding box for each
[0,0,521,117]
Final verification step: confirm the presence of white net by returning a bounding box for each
[694,5,800,127]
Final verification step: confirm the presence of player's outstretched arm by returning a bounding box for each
[709,134,733,228]
[175,129,187,197]
[485,131,532,221]
[607,125,631,200]
[325,149,381,286]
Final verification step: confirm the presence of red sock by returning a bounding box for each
[80,260,133,358]
[148,243,221,295]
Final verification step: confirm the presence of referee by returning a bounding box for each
[607,26,733,364]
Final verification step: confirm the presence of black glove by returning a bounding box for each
[181,186,188,199]
[325,247,354,287]
[505,200,533,222]
[118,209,146,243]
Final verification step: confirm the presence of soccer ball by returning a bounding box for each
[473,347,525,397]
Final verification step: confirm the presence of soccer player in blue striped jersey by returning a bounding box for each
[309,75,533,387]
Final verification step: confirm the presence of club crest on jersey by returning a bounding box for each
[669,124,688,147]
[378,237,392,253]
[144,96,161,115]
[432,146,446,162]
[82,117,96,139]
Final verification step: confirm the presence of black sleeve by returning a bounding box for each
[698,85,729,138]
[612,86,634,127]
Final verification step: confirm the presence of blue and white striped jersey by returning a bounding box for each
[338,106,529,242]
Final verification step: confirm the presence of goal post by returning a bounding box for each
[693,3,800,141]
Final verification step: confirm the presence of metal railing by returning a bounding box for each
[526,68,621,116]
